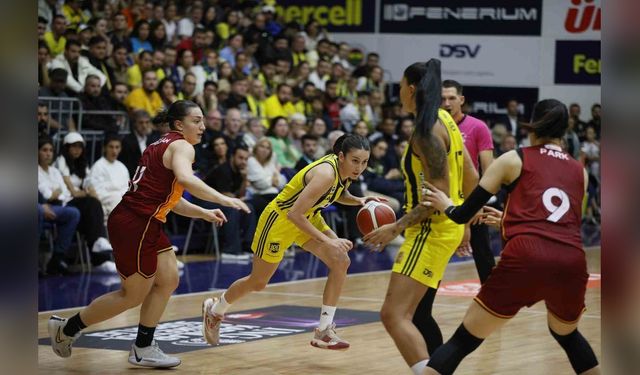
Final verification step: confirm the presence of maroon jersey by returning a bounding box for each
[118,131,186,223]
[502,144,584,249]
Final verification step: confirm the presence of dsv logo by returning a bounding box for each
[439,44,480,58]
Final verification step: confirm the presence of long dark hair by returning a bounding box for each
[153,100,201,130]
[62,142,88,180]
[403,59,442,139]
[521,99,569,139]
[333,133,370,155]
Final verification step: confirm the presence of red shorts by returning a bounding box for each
[475,235,588,323]
[107,204,173,279]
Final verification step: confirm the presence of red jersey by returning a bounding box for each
[502,144,584,250]
[118,131,186,223]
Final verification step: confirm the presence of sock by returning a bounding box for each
[318,305,336,331]
[135,324,156,348]
[411,359,429,375]
[63,313,86,337]
[211,292,231,316]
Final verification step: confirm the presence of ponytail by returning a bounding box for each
[153,109,169,126]
[403,59,442,138]
[521,99,568,139]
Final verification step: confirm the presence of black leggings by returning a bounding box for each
[67,196,107,247]
[412,286,443,355]
[470,223,496,284]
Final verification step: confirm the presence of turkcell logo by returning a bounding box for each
[439,44,480,58]
[276,0,374,32]
[555,40,601,85]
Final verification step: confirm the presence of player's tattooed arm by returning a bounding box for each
[394,204,433,232]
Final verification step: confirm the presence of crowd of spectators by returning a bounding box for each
[37,0,601,274]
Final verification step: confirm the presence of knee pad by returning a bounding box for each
[427,324,484,375]
[549,327,599,374]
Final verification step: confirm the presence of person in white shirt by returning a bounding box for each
[85,135,130,224]
[308,59,331,91]
[39,136,116,272]
[49,40,106,94]
[247,137,286,217]
[177,4,202,40]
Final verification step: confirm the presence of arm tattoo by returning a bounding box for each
[396,204,433,231]
[423,136,447,180]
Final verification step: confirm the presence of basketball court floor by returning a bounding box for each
[38,233,601,374]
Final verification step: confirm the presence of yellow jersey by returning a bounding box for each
[273,154,349,216]
[402,109,465,224]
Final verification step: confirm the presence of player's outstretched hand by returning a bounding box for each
[363,196,389,205]
[227,197,251,213]
[421,181,453,212]
[202,209,227,226]
[363,223,399,252]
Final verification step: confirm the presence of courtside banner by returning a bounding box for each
[275,0,374,33]
[554,40,601,85]
[380,0,542,35]
[542,0,601,38]
[461,86,539,123]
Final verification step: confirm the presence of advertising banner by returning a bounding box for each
[275,0,374,33]
[380,0,542,35]
[462,86,540,123]
[542,0,601,38]
[554,40,601,85]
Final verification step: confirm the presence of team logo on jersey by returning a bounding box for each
[269,243,280,254]
[395,251,405,264]
[423,268,434,278]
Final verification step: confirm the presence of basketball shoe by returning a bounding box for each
[128,340,181,368]
[202,297,223,345]
[48,316,81,358]
[310,322,350,350]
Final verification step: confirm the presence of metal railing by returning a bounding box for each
[38,96,130,133]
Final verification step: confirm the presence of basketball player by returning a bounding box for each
[48,100,250,368]
[363,59,478,375]
[422,99,600,375]
[202,134,381,350]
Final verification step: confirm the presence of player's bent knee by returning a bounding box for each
[249,278,269,292]
[379,303,399,329]
[328,252,350,271]
[427,324,484,375]
[549,327,599,374]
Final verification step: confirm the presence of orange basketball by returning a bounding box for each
[356,201,396,235]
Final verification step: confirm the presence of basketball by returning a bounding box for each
[356,201,396,235]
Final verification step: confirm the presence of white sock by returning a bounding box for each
[411,359,429,375]
[318,305,336,330]
[210,292,230,316]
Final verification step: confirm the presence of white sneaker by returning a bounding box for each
[128,340,181,368]
[93,260,118,273]
[221,253,251,260]
[48,316,81,358]
[92,237,113,253]
[202,298,223,345]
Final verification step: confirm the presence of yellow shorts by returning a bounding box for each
[251,204,331,263]
[392,218,464,289]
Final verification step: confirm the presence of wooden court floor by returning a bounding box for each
[38,248,600,374]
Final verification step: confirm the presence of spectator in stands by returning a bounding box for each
[232,52,252,80]
[266,116,300,170]
[38,68,77,131]
[148,20,167,50]
[202,48,219,81]
[108,43,129,86]
[42,134,114,265]
[305,36,332,69]
[588,103,601,139]
[333,42,353,71]
[247,137,287,217]
[176,49,206,95]
[497,99,525,142]
[157,77,177,109]
[294,133,318,172]
[569,103,588,140]
[247,79,268,127]
[38,15,47,41]
[217,9,242,42]
[368,90,384,128]
[564,117,582,160]
[357,65,385,99]
[581,126,600,180]
[362,137,403,213]
[498,134,517,156]
[177,26,208,63]
[38,102,62,137]
[108,82,128,122]
[86,36,115,95]
[126,50,155,89]
[323,79,342,129]
[201,145,256,259]
[118,110,155,177]
[151,49,165,79]
[353,120,370,138]
[80,74,119,134]
[222,108,245,150]
[309,58,331,91]
[108,13,132,52]
[44,14,67,57]
[196,134,229,175]
[243,117,266,152]
[264,83,296,121]
[38,190,81,276]
[38,42,51,87]
[77,24,94,56]
[161,2,178,44]
[50,39,106,94]
[177,72,205,108]
[224,77,251,115]
[369,117,399,167]
[178,3,203,40]
[397,117,414,142]
[160,46,180,84]
[62,0,89,30]
[124,70,163,117]
[85,135,129,224]
[219,33,244,68]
